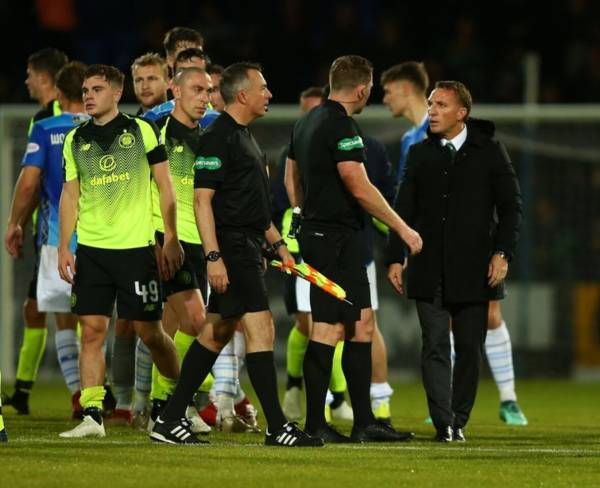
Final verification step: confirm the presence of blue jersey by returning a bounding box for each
[22,113,88,249]
[397,115,429,184]
[144,100,220,129]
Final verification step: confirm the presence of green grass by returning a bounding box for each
[1,379,600,487]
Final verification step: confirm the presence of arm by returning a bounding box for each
[284,157,304,208]
[57,179,80,284]
[488,141,523,287]
[264,222,295,266]
[5,167,42,258]
[337,161,422,255]
[194,187,228,294]
[151,161,184,280]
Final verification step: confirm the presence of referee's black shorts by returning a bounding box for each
[298,228,370,324]
[71,244,162,321]
[207,230,269,320]
[155,232,208,302]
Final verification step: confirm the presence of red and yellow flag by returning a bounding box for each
[271,260,352,305]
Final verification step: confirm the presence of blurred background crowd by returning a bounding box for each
[1,0,600,104]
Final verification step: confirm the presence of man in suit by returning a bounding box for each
[387,80,522,442]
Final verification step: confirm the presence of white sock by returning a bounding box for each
[55,329,80,394]
[325,389,334,406]
[134,339,152,412]
[233,331,246,404]
[370,382,393,409]
[485,321,517,402]
[211,339,238,400]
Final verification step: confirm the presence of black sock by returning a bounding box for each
[286,375,303,390]
[84,407,103,425]
[303,340,335,432]
[246,351,287,432]
[330,391,345,409]
[342,341,375,426]
[15,380,33,394]
[161,341,219,421]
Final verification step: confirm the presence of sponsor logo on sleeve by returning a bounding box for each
[26,142,40,154]
[337,136,364,151]
[194,156,222,170]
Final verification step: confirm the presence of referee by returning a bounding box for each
[151,62,322,447]
[285,55,422,443]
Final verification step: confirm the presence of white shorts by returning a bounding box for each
[36,245,72,313]
[296,260,378,313]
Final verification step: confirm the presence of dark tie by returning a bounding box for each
[446,142,457,163]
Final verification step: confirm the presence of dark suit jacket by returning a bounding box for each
[387,118,522,303]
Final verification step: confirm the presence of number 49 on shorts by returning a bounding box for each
[135,280,159,303]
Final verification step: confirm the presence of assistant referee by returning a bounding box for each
[285,55,422,443]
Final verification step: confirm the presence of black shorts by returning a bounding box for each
[489,281,507,301]
[27,240,41,300]
[298,228,370,324]
[71,244,162,321]
[207,231,269,320]
[283,252,301,315]
[156,232,208,302]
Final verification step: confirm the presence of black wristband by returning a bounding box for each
[271,239,286,252]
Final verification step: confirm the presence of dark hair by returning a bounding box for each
[329,55,373,91]
[434,80,473,118]
[220,62,262,105]
[300,86,324,101]
[131,52,168,80]
[55,61,87,102]
[173,48,207,73]
[380,61,429,95]
[28,48,68,82]
[84,64,125,88]
[163,27,204,56]
[207,64,224,76]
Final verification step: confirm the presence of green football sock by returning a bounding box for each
[16,327,48,383]
[329,341,347,393]
[287,325,309,379]
[80,385,106,410]
[150,365,168,401]
[174,330,213,393]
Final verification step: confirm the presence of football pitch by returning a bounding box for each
[1,379,599,487]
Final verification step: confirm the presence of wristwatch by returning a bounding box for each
[494,251,508,261]
[205,250,222,262]
[271,239,286,252]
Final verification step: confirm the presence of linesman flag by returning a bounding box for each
[270,260,353,306]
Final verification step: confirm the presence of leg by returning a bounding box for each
[416,290,453,432]
[370,315,394,422]
[160,314,236,421]
[303,320,344,432]
[283,311,311,420]
[0,371,7,442]
[134,319,179,389]
[110,319,136,419]
[5,298,48,414]
[242,310,288,432]
[450,301,488,430]
[343,307,375,427]
[486,300,528,425]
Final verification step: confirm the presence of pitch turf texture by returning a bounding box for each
[1,380,599,487]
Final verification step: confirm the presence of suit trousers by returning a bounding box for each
[416,284,488,431]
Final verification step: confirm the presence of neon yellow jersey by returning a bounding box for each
[63,113,167,249]
[280,208,299,254]
[152,116,201,244]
